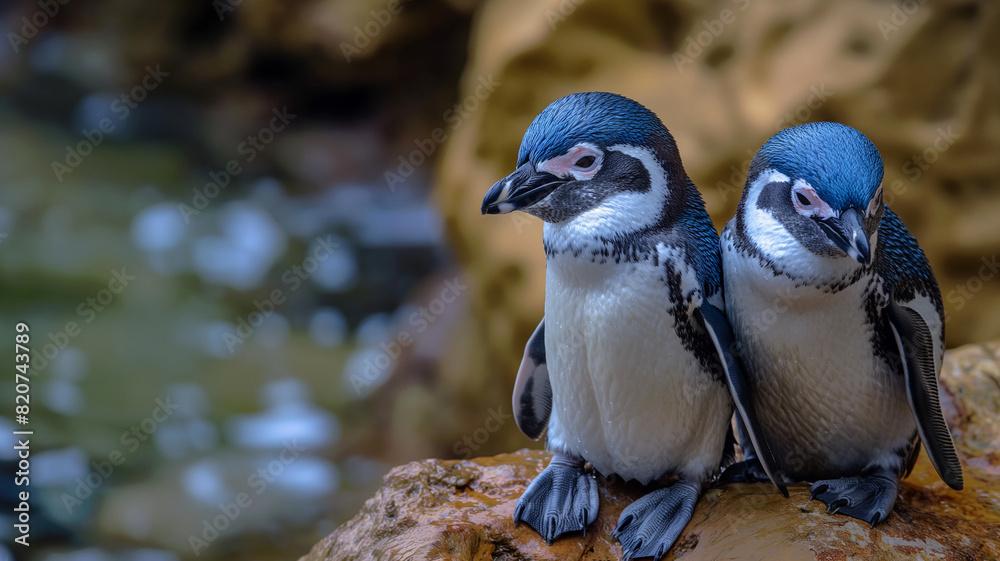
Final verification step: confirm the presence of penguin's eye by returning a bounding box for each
[790,182,835,218]
[537,144,602,180]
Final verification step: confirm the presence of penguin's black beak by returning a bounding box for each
[818,208,871,265]
[481,163,565,215]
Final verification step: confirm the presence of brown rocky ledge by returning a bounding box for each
[302,341,1000,560]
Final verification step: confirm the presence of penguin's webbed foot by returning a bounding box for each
[513,453,598,544]
[613,480,700,561]
[717,458,771,485]
[810,468,898,526]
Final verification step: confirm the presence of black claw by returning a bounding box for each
[810,471,898,526]
[615,514,633,535]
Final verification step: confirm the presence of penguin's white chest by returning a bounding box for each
[721,234,915,478]
[542,244,730,484]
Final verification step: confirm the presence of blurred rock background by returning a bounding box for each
[0,0,997,560]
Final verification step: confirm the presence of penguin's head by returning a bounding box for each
[739,122,884,268]
[481,92,687,231]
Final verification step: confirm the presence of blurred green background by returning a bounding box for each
[0,0,998,560]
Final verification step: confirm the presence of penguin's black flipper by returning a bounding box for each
[696,303,788,497]
[887,300,963,490]
[512,319,551,440]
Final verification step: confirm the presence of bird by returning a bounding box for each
[719,121,963,526]
[481,92,786,559]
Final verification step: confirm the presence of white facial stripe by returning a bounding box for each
[544,144,669,244]
[745,169,798,261]
[743,168,861,280]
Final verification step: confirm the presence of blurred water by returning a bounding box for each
[33,448,89,486]
[227,379,341,450]
[39,549,180,561]
[0,3,455,559]
[40,549,114,561]
[131,204,186,253]
[308,308,348,347]
[268,457,339,497]
[192,204,288,290]
[355,313,392,347]
[156,420,220,460]
[39,348,87,415]
[155,384,219,460]
[41,380,84,416]
[0,418,18,461]
[307,242,356,292]
[355,206,442,247]
[182,460,233,506]
[0,205,15,234]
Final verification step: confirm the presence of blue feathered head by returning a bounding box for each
[516,92,677,166]
[751,122,883,210]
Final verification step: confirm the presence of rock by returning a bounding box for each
[300,340,1000,560]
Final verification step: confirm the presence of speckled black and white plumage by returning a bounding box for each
[722,122,963,526]
[539,178,726,378]
[867,208,944,376]
[483,92,784,559]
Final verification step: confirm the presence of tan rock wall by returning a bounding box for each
[434,0,1000,458]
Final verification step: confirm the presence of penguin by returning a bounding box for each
[719,121,963,526]
[481,92,785,559]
